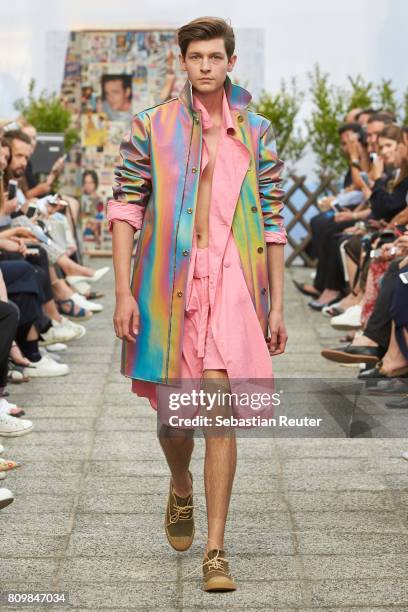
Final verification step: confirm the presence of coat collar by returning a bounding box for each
[192,88,235,132]
[179,75,252,113]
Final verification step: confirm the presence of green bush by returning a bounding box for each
[347,74,374,111]
[14,79,79,151]
[251,77,307,171]
[305,65,348,178]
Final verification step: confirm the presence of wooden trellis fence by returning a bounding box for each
[284,174,339,267]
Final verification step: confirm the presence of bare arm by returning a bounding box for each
[267,243,285,314]
[267,243,287,355]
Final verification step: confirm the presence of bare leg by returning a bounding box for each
[381,322,408,373]
[43,299,62,322]
[27,324,39,341]
[56,254,96,278]
[316,288,339,304]
[201,369,237,554]
[158,425,194,497]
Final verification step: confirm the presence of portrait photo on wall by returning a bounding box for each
[101,73,132,121]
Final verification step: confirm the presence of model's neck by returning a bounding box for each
[193,86,224,119]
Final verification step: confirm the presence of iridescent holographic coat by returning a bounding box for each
[110,76,286,384]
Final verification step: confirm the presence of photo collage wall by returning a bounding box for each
[60,29,186,252]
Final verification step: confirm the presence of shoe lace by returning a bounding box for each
[182,544,230,580]
[168,498,195,525]
[204,551,228,573]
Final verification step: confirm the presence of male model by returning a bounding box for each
[108,16,287,592]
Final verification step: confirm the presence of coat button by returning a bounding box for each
[182,249,189,256]
[186,208,193,214]
[237,115,244,123]
[192,167,198,173]
[177,291,183,297]
[257,246,264,253]
[251,206,257,212]
[261,287,267,295]
[194,116,200,124]
[224,260,231,268]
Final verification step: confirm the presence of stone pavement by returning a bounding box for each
[1,260,408,610]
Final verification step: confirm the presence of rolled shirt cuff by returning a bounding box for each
[106,199,144,234]
[264,228,287,245]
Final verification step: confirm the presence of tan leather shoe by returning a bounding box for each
[164,470,194,552]
[203,549,237,592]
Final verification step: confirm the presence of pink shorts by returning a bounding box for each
[181,246,226,375]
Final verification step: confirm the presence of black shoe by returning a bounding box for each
[386,395,408,409]
[292,280,319,298]
[368,378,408,396]
[308,295,342,312]
[321,344,381,365]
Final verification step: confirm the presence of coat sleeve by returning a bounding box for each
[106,112,152,233]
[258,119,287,245]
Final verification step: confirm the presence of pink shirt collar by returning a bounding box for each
[192,89,235,133]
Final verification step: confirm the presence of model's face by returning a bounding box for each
[179,38,236,94]
[83,175,97,195]
[378,136,403,166]
[0,145,11,171]
[10,139,31,177]
[104,80,131,111]
[366,121,385,153]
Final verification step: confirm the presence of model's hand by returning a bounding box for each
[113,292,140,342]
[267,310,288,356]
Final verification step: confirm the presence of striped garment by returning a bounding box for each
[107,75,286,385]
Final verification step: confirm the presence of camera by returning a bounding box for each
[7,180,18,200]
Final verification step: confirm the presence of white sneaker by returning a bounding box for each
[40,320,80,345]
[0,487,14,509]
[39,348,63,363]
[45,342,67,352]
[66,266,110,285]
[401,451,408,462]
[330,304,362,330]
[0,443,4,454]
[66,279,91,295]
[58,316,86,339]
[0,399,18,415]
[0,412,33,437]
[23,355,69,378]
[71,292,103,312]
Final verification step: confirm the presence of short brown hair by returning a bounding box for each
[5,129,32,147]
[178,17,235,59]
[379,124,404,143]
[368,112,396,125]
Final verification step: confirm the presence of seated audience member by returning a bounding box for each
[19,121,81,227]
[2,130,109,299]
[297,125,408,311]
